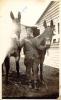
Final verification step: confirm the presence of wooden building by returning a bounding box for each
[36,1,60,68]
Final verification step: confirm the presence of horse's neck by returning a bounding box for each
[34,28,52,45]
[38,33,45,40]
[34,32,46,45]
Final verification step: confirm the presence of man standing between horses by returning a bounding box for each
[19,26,48,89]
[19,26,40,89]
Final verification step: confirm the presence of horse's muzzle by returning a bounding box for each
[45,38,51,49]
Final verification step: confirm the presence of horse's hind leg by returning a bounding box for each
[2,63,4,75]
[4,56,10,84]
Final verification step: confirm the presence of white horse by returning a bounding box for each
[2,11,21,84]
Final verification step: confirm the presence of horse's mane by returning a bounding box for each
[34,26,52,40]
[33,28,46,40]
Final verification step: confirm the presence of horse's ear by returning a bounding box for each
[43,20,47,28]
[10,11,14,20]
[18,12,21,21]
[50,20,54,27]
[50,20,55,30]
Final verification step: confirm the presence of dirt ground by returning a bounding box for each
[2,63,59,99]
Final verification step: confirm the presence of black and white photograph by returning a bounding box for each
[0,0,60,99]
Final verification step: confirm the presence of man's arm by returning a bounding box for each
[19,39,25,48]
[36,44,46,50]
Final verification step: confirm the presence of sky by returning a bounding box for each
[0,0,50,25]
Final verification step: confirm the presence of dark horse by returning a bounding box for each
[2,11,21,84]
[32,20,55,82]
[19,20,55,89]
[37,20,55,82]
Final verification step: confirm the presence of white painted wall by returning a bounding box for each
[36,1,60,68]
[44,45,59,68]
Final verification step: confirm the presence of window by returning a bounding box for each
[58,23,59,34]
[53,39,56,43]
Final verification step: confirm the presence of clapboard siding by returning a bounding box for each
[36,1,60,68]
[37,1,59,26]
[44,46,59,68]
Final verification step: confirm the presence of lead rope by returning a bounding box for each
[46,50,49,56]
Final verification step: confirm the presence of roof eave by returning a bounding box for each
[36,1,54,24]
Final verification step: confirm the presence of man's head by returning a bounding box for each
[26,27,33,38]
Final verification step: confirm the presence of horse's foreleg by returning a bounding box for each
[40,63,43,82]
[4,56,10,84]
[16,59,20,78]
[40,51,46,82]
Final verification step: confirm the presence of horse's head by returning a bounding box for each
[10,11,21,39]
[43,20,55,48]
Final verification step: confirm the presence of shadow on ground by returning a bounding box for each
[2,65,59,99]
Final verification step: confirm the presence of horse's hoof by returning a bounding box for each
[16,73,20,80]
[5,80,10,85]
[34,82,39,90]
[28,84,32,89]
[34,87,39,90]
[28,83,32,89]
[5,81,8,85]
[34,85,39,90]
